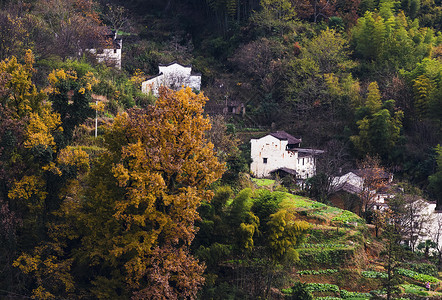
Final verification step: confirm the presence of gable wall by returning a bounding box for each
[142,64,201,96]
[141,74,165,95]
[250,135,298,178]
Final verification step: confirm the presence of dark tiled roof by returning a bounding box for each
[144,72,163,81]
[332,182,362,194]
[159,61,192,68]
[297,148,325,157]
[269,131,301,144]
[270,167,297,176]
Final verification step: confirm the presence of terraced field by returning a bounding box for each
[265,190,442,299]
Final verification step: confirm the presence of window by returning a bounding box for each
[302,158,304,165]
[263,158,268,164]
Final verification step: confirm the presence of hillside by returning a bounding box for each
[239,182,442,299]
[1,0,442,298]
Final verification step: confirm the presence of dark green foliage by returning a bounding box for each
[251,190,284,232]
[306,173,329,202]
[429,145,442,208]
[50,79,94,145]
[229,188,253,227]
[380,223,405,300]
[196,243,231,269]
[351,7,433,74]
[401,0,421,18]
[297,247,357,269]
[286,282,314,300]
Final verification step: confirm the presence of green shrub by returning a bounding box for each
[361,270,388,279]
[401,283,428,296]
[400,262,438,277]
[297,269,339,275]
[283,282,314,300]
[396,268,439,283]
[304,283,340,293]
[340,289,371,299]
[297,247,356,269]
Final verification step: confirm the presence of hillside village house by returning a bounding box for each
[141,62,202,96]
[250,131,323,179]
[330,169,394,212]
[85,30,122,69]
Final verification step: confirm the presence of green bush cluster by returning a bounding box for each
[400,262,438,277]
[297,269,339,275]
[332,211,364,225]
[284,284,372,299]
[361,270,388,279]
[297,247,356,268]
[401,284,428,296]
[340,289,371,299]
[397,268,439,283]
[305,283,340,293]
[282,283,340,294]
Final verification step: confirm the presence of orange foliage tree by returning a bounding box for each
[15,87,225,299]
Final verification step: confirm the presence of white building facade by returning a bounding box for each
[86,38,122,69]
[250,131,322,179]
[141,62,201,96]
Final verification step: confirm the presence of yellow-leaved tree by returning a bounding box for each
[16,87,225,299]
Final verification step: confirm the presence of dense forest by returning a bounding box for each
[1,0,442,299]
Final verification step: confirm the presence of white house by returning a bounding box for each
[141,62,202,96]
[250,131,323,179]
[87,38,122,69]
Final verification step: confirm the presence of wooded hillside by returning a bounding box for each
[1,0,442,299]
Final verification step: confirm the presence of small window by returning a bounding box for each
[263,158,268,164]
[302,158,304,165]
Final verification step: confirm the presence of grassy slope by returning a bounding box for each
[269,191,442,298]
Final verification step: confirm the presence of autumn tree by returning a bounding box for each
[355,156,389,219]
[294,0,336,22]
[101,3,128,39]
[16,87,224,299]
[48,67,99,145]
[34,0,107,58]
[0,50,66,297]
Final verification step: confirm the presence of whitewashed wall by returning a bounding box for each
[296,156,316,179]
[142,63,201,96]
[250,135,298,178]
[87,48,122,69]
[141,74,165,95]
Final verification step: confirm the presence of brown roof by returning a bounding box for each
[270,167,298,176]
[332,182,362,194]
[269,131,302,145]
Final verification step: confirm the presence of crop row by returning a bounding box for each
[283,283,371,299]
[361,270,388,279]
[301,243,348,249]
[397,268,439,283]
[361,269,439,283]
[298,269,339,275]
[305,283,340,293]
